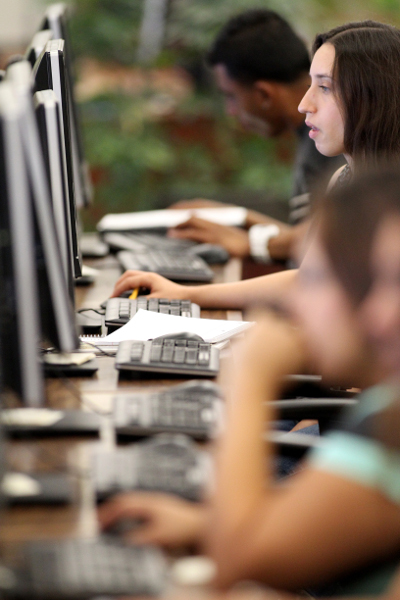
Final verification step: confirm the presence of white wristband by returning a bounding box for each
[249,224,280,263]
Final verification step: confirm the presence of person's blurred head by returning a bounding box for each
[299,21,400,165]
[294,167,400,384]
[207,9,310,137]
[292,224,378,388]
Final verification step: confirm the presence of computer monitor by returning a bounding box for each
[25,29,53,68]
[6,61,79,354]
[40,3,93,208]
[34,89,75,301]
[33,39,82,278]
[0,81,44,406]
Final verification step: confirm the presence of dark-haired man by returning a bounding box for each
[169,9,344,263]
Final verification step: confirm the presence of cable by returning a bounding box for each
[76,307,105,316]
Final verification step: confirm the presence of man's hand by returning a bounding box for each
[98,492,206,549]
[169,198,231,210]
[169,217,251,258]
[111,270,189,300]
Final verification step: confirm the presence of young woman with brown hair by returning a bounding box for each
[110,20,400,310]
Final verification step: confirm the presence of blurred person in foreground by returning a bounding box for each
[100,168,400,597]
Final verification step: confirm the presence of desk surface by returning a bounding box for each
[1,256,242,568]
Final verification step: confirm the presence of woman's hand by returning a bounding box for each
[111,270,191,300]
[98,492,206,549]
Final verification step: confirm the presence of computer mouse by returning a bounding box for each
[188,244,230,265]
[152,332,205,343]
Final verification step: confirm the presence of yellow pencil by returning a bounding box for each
[129,288,139,300]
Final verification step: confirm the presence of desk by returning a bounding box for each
[1,256,243,571]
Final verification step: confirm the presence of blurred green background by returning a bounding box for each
[57,0,400,228]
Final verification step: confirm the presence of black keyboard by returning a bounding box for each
[113,380,222,440]
[105,232,229,264]
[92,433,208,502]
[116,249,214,282]
[105,297,200,327]
[103,230,198,253]
[115,338,219,377]
[16,538,165,599]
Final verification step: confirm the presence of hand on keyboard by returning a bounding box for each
[111,270,191,301]
[98,491,206,549]
[169,215,251,258]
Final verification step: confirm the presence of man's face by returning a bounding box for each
[213,64,284,137]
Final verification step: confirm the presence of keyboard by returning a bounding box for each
[103,231,230,264]
[116,250,214,282]
[103,230,198,253]
[115,337,219,377]
[92,433,208,502]
[105,297,200,328]
[113,380,223,440]
[15,537,165,599]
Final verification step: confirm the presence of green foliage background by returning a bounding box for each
[56,0,400,226]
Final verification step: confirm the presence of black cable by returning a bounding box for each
[79,340,117,358]
[76,307,105,316]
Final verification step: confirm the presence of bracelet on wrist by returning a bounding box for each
[248,224,280,263]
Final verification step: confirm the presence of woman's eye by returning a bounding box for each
[319,85,329,92]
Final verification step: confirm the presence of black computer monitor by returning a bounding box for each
[40,3,93,208]
[33,39,82,278]
[25,29,53,68]
[6,61,79,354]
[0,80,44,406]
[33,88,75,301]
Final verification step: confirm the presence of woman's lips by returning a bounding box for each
[306,121,319,139]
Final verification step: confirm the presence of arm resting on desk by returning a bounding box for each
[112,269,297,310]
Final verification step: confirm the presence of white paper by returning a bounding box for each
[81,309,253,346]
[2,473,41,496]
[1,409,64,427]
[43,352,96,366]
[97,207,247,232]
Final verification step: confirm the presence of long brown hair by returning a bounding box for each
[313,21,400,166]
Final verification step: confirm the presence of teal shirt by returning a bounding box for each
[307,383,400,596]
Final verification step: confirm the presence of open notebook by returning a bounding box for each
[81,309,253,348]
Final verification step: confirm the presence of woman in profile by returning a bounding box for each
[111,20,400,310]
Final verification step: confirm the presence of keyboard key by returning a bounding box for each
[185,349,198,364]
[150,346,162,362]
[105,298,200,326]
[173,348,186,363]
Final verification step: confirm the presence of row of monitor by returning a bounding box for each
[0,4,91,406]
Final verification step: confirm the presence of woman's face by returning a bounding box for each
[298,43,346,157]
[362,215,400,374]
[291,232,375,386]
